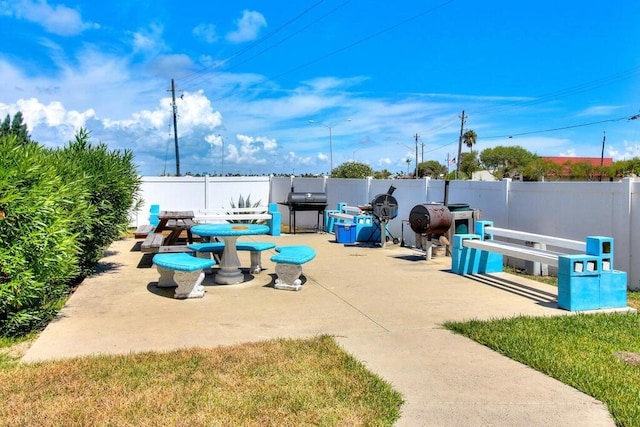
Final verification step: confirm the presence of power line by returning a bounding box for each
[481,113,639,140]
[468,66,640,117]
[205,0,456,101]
[414,113,640,157]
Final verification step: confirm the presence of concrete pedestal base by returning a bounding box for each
[274,263,303,291]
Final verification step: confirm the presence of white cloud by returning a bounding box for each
[131,23,166,54]
[226,134,278,165]
[175,90,223,132]
[0,97,97,145]
[576,105,622,117]
[559,148,577,157]
[205,134,223,147]
[609,141,640,160]
[2,0,98,36]
[226,10,266,43]
[193,23,218,43]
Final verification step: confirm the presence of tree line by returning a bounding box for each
[332,142,640,181]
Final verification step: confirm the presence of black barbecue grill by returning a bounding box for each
[360,185,400,246]
[281,191,327,233]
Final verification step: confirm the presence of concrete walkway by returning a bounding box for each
[23,233,615,426]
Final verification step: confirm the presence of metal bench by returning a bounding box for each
[152,253,216,299]
[270,245,316,291]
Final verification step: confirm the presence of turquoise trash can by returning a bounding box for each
[447,203,471,234]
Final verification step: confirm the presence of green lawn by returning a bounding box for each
[445,312,640,426]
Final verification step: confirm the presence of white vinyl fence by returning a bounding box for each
[132,176,640,290]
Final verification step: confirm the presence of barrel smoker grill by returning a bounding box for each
[282,191,328,233]
[408,204,453,236]
[362,185,400,247]
[407,204,453,254]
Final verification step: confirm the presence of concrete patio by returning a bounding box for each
[22,232,615,426]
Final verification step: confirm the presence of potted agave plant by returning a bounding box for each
[227,194,266,224]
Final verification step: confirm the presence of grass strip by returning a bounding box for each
[445,312,640,426]
[0,335,403,426]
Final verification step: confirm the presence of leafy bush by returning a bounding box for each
[0,125,141,337]
[331,162,374,178]
[51,129,141,277]
[0,135,91,335]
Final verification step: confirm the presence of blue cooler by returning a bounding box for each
[335,223,356,244]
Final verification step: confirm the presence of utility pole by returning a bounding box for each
[414,133,419,178]
[599,131,606,182]
[455,110,466,180]
[169,79,181,176]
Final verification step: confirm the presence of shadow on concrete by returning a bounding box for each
[137,254,154,269]
[146,282,176,299]
[392,254,428,262]
[467,273,557,307]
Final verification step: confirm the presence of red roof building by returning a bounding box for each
[541,156,613,167]
[540,156,613,181]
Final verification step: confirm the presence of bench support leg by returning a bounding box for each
[249,251,263,274]
[195,252,215,274]
[156,266,178,288]
[173,270,206,299]
[155,266,206,299]
[274,263,303,291]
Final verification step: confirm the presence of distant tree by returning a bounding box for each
[480,145,536,179]
[373,168,392,179]
[332,161,374,178]
[611,158,640,178]
[404,158,412,176]
[418,160,447,179]
[459,151,481,179]
[522,158,563,181]
[0,114,9,135]
[0,111,31,144]
[462,129,477,151]
[565,161,604,181]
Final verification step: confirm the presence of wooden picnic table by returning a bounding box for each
[141,210,195,253]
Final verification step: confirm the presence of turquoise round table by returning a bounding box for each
[190,223,270,284]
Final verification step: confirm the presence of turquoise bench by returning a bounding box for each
[270,245,316,291]
[188,241,276,274]
[153,253,216,299]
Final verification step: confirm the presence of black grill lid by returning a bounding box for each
[370,193,398,220]
[286,192,327,205]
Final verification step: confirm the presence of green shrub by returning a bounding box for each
[0,126,141,337]
[0,135,91,336]
[52,129,141,277]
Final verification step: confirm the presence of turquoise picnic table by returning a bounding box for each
[190,223,270,285]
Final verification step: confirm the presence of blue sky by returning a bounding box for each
[1,0,639,176]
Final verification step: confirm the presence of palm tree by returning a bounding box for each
[462,129,477,151]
